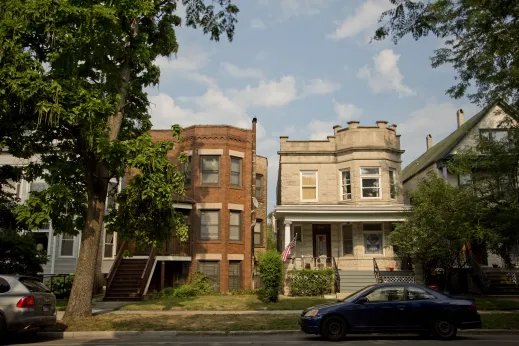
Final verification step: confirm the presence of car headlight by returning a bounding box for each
[304,309,319,317]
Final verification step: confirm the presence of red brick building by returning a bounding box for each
[104,119,268,299]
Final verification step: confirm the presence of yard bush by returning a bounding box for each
[257,250,283,303]
[46,275,74,299]
[290,269,334,297]
[154,272,215,299]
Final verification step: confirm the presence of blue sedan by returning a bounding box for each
[298,283,481,341]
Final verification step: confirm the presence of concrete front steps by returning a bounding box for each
[481,267,519,295]
[338,270,376,296]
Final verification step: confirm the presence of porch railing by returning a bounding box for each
[373,258,382,283]
[289,256,334,270]
[158,237,192,257]
[332,257,340,293]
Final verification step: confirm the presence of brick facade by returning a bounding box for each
[147,120,267,292]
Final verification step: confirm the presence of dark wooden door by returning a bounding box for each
[312,224,331,258]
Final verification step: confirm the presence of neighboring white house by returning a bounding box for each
[402,99,518,268]
[0,150,119,276]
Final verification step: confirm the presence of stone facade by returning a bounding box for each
[275,120,408,272]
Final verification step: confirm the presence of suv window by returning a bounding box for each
[19,277,51,293]
[0,278,10,294]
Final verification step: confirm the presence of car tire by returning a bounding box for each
[432,319,457,340]
[321,316,347,342]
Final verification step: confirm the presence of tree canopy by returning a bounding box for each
[390,172,484,284]
[0,0,238,318]
[374,0,519,108]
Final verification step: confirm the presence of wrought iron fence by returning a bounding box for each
[38,273,104,299]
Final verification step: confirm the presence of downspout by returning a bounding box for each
[251,117,257,288]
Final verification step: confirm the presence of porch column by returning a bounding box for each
[160,261,165,290]
[283,220,292,249]
[442,166,448,182]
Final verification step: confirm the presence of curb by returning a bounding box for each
[39,329,519,339]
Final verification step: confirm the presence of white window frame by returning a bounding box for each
[389,169,397,199]
[300,171,318,202]
[360,167,382,199]
[340,169,352,201]
[362,223,385,257]
[58,233,76,258]
[341,223,354,256]
[291,224,303,243]
[103,228,117,259]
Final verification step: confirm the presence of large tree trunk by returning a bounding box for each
[64,168,108,319]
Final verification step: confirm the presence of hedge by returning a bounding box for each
[257,250,283,303]
[290,269,334,297]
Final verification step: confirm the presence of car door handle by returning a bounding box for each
[397,305,405,310]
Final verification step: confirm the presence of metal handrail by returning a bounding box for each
[468,252,491,292]
[332,257,340,293]
[138,247,157,294]
[373,258,382,283]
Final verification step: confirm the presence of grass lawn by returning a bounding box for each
[55,314,300,332]
[481,313,519,329]
[119,295,334,312]
[475,297,519,311]
[56,299,68,311]
[51,313,519,332]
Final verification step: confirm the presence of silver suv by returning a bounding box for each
[0,275,56,340]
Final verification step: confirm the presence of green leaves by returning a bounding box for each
[390,172,483,268]
[374,0,519,109]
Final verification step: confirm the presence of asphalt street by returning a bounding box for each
[7,334,519,346]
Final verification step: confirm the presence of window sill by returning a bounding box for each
[197,240,222,244]
[229,241,244,245]
[229,186,243,190]
[300,200,319,203]
[58,255,76,259]
[200,185,221,188]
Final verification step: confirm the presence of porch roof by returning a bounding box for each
[274,204,409,222]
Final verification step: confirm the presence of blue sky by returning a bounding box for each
[147,0,481,212]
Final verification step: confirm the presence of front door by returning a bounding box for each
[312,224,331,258]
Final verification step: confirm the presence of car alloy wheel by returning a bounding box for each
[321,316,347,342]
[433,319,457,340]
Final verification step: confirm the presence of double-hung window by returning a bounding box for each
[301,171,318,201]
[341,169,352,200]
[360,167,381,198]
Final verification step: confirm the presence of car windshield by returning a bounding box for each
[341,285,374,303]
[19,277,51,293]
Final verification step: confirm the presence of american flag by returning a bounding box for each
[281,236,297,262]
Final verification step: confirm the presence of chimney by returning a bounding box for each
[333,124,342,135]
[457,109,465,128]
[426,134,433,150]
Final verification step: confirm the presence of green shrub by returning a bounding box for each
[46,275,74,299]
[290,269,334,297]
[229,288,259,295]
[257,250,283,303]
[190,272,215,295]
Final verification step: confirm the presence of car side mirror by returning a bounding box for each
[356,297,368,304]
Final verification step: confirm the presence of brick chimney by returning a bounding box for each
[426,134,433,150]
[457,109,465,128]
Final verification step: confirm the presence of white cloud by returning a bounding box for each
[250,19,267,30]
[308,119,338,140]
[398,100,480,165]
[357,49,416,97]
[301,78,341,97]
[227,76,298,108]
[333,100,363,120]
[220,62,265,80]
[155,44,216,87]
[157,45,210,71]
[280,0,328,17]
[327,0,391,41]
